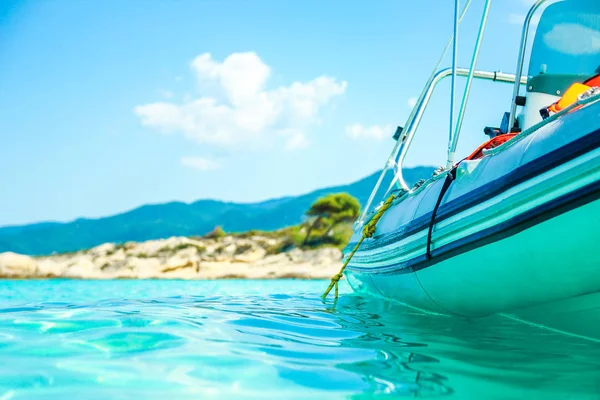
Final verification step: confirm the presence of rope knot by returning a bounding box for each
[321,193,397,301]
[363,222,377,238]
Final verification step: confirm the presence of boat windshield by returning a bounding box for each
[528,0,600,79]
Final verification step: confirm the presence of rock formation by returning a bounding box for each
[0,235,343,279]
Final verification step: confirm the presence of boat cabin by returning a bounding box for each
[519,0,600,131]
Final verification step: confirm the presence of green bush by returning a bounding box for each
[203,226,226,239]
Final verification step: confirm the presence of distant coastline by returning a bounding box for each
[0,234,342,280]
[0,167,437,280]
[0,167,435,256]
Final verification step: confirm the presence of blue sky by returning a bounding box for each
[0,0,537,226]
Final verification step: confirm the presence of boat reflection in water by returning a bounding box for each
[331,293,600,399]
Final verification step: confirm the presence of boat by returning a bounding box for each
[337,0,600,341]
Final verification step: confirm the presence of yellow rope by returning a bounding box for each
[322,194,397,300]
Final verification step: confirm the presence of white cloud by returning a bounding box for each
[135,52,347,149]
[544,23,600,55]
[191,52,270,106]
[407,97,417,109]
[345,124,393,141]
[180,156,220,171]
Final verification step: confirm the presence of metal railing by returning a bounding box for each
[356,68,528,226]
[447,0,492,168]
[357,0,550,227]
[507,0,554,132]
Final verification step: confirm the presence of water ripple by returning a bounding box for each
[0,280,599,399]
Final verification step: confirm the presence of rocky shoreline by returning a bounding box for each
[0,235,343,280]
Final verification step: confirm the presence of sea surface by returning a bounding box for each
[0,279,599,400]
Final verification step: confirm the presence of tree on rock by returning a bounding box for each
[303,193,360,245]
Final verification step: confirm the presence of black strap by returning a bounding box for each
[426,169,456,260]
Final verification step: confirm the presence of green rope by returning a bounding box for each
[322,194,397,300]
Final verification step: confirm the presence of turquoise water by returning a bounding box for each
[1,280,599,399]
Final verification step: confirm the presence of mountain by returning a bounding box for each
[0,167,434,255]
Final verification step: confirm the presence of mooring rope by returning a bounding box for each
[322,193,397,300]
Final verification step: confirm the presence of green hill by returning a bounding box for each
[0,167,434,255]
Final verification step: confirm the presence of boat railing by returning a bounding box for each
[508,0,553,133]
[393,68,527,188]
[356,0,552,229]
[356,68,528,227]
